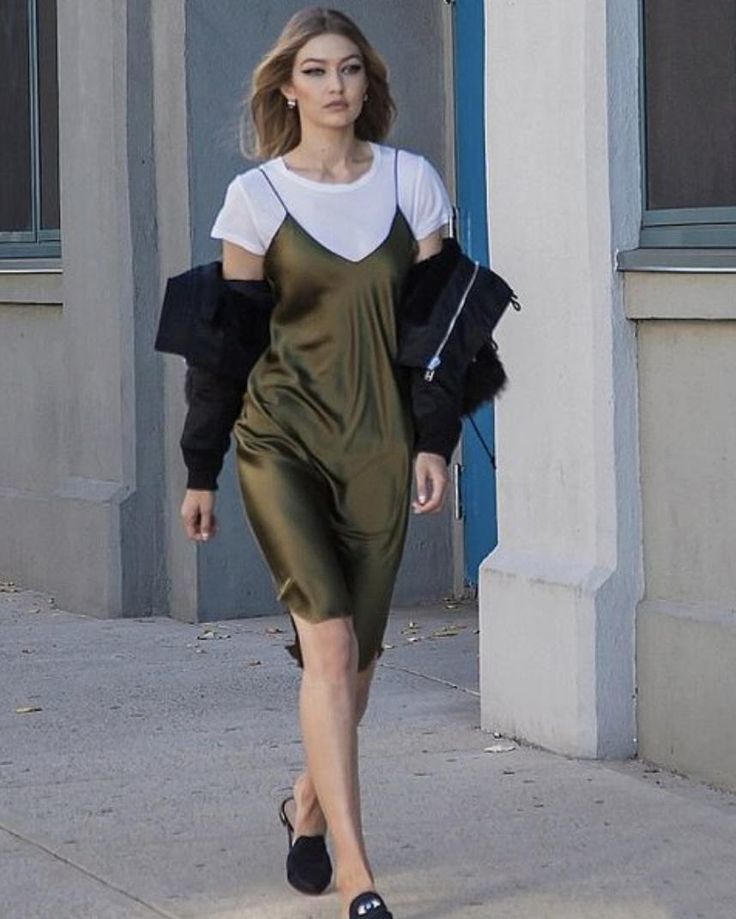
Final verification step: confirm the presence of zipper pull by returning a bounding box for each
[424,356,441,381]
[510,293,522,311]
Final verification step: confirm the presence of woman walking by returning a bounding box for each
[180,8,457,917]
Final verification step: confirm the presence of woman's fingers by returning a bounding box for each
[412,453,449,514]
[420,469,447,513]
[199,508,216,541]
[181,504,200,540]
[180,491,217,541]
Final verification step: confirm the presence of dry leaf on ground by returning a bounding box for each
[431,625,466,638]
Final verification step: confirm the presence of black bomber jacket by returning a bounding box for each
[154,237,521,491]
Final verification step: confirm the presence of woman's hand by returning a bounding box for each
[180,489,218,542]
[412,452,449,514]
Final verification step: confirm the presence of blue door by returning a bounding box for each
[453,0,497,587]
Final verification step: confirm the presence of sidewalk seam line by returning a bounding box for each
[377,661,480,696]
[0,820,182,919]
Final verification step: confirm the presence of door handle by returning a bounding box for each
[452,462,463,521]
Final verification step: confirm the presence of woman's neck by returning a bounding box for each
[283,130,373,183]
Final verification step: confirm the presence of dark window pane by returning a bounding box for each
[644,0,736,210]
[0,0,32,232]
[37,0,59,230]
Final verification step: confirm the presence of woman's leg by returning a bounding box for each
[291,656,377,837]
[290,612,380,910]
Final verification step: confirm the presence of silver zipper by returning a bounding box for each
[423,260,480,381]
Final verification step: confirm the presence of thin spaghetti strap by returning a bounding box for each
[258,167,289,215]
[394,148,400,210]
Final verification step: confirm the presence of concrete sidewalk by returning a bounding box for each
[1,584,735,919]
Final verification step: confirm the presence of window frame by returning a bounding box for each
[0,0,60,260]
[638,0,736,249]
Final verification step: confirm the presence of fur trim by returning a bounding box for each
[462,341,508,416]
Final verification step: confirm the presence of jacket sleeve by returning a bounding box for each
[180,364,247,491]
[409,368,462,463]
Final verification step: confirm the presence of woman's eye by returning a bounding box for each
[300,63,362,77]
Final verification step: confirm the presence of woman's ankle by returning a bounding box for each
[336,864,376,908]
[293,772,327,836]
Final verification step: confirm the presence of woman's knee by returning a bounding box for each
[292,613,359,682]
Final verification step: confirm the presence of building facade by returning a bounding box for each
[1,1,734,792]
[481,0,736,791]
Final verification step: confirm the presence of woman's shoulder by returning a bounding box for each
[378,144,436,174]
[377,143,434,173]
[378,144,452,237]
[380,144,449,196]
[210,160,285,254]
[225,160,278,194]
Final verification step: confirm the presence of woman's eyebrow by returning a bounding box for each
[299,54,362,65]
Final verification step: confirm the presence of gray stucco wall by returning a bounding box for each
[0,0,167,618]
[184,1,455,618]
[631,304,736,792]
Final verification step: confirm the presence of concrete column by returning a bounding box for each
[479,0,642,757]
[48,0,135,615]
[151,0,198,622]
[29,0,167,618]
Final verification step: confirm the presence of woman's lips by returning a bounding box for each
[324,101,348,109]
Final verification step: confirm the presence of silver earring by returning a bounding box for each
[363,93,369,102]
[286,98,297,109]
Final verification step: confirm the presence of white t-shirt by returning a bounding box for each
[209,142,452,264]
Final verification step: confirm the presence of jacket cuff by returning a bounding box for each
[413,420,460,464]
[181,448,223,492]
[409,368,462,464]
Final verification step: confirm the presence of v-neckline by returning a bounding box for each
[270,208,408,266]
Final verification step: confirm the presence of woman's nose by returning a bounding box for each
[328,69,344,92]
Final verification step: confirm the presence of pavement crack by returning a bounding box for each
[0,820,182,919]
[377,661,480,696]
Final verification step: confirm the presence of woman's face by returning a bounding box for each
[283,33,369,132]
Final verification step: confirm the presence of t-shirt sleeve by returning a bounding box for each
[409,155,453,240]
[210,175,267,255]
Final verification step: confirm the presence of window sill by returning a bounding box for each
[620,250,736,321]
[0,259,63,305]
[616,248,736,273]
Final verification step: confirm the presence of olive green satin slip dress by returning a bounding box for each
[233,152,418,672]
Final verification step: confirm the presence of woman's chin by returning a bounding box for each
[308,110,359,130]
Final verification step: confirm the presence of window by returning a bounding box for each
[640,0,736,247]
[0,0,60,259]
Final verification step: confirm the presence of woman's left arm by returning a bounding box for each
[415,228,444,264]
[411,227,451,515]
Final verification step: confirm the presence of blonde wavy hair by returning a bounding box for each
[241,7,396,160]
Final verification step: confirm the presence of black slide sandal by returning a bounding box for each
[278,795,333,895]
[348,890,394,918]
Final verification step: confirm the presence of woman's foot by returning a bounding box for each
[347,890,394,918]
[278,792,332,895]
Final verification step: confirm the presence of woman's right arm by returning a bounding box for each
[179,241,265,542]
[222,239,265,281]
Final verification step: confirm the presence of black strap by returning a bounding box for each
[258,167,289,214]
[468,414,497,469]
